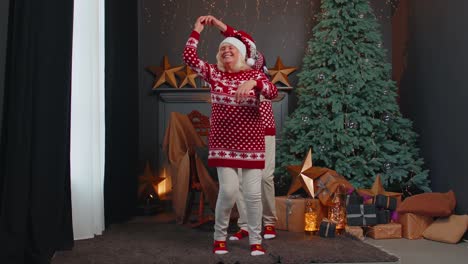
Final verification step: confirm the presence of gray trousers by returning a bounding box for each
[236,136,277,230]
[214,167,263,245]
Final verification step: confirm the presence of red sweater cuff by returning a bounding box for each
[221,24,236,37]
[190,30,200,40]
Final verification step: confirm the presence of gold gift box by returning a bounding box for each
[367,223,402,239]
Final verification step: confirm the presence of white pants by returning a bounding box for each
[214,167,263,245]
[236,136,277,230]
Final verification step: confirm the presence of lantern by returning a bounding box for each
[328,184,347,230]
[304,198,321,233]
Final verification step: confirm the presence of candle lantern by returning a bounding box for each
[328,184,347,230]
[304,198,320,233]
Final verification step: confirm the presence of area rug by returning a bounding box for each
[52,220,398,264]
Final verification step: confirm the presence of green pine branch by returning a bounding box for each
[275,0,430,194]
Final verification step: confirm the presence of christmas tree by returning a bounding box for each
[276,0,430,193]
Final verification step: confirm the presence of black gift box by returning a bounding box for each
[319,220,336,238]
[346,193,364,206]
[376,209,391,224]
[346,204,377,226]
[373,194,397,211]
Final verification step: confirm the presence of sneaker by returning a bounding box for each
[213,240,228,255]
[229,229,249,241]
[263,225,276,239]
[250,244,266,256]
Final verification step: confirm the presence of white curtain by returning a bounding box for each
[70,0,106,240]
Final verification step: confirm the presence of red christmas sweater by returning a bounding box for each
[221,25,276,136]
[183,31,278,169]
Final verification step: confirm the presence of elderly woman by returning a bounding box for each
[183,16,278,256]
[206,16,279,241]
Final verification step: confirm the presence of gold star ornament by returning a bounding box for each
[357,174,402,199]
[268,56,297,87]
[176,65,198,88]
[287,148,330,197]
[138,161,166,199]
[146,56,184,89]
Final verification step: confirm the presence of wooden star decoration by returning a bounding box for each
[287,148,330,197]
[357,174,402,198]
[268,56,297,87]
[176,65,198,88]
[138,161,165,199]
[146,56,184,89]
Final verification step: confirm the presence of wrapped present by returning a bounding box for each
[275,195,305,232]
[319,219,336,238]
[391,211,399,222]
[398,213,434,239]
[315,171,353,205]
[357,175,402,205]
[367,223,402,239]
[377,209,391,224]
[346,204,377,226]
[346,192,364,206]
[345,226,364,240]
[374,194,397,211]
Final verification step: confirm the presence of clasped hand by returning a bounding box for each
[194,15,227,33]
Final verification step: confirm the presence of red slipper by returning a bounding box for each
[263,225,277,239]
[213,240,228,255]
[229,229,249,241]
[250,244,266,256]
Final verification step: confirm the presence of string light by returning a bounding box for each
[145,1,399,61]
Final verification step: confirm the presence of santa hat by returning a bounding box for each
[237,31,269,74]
[254,50,268,75]
[220,30,264,69]
[235,30,259,67]
[219,37,247,59]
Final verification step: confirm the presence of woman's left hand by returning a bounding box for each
[235,80,256,102]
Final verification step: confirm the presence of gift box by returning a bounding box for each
[315,171,353,205]
[275,196,306,232]
[345,226,364,240]
[374,194,397,211]
[366,223,402,239]
[346,193,364,206]
[346,204,377,226]
[398,213,434,239]
[357,175,402,206]
[319,219,336,238]
[377,209,391,224]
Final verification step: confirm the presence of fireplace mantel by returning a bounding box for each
[153,87,293,169]
[154,87,290,103]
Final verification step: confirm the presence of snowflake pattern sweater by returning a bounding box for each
[183,31,278,169]
[221,25,276,136]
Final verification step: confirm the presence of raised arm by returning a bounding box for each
[182,16,213,81]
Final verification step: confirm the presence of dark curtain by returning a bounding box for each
[0,0,74,263]
[104,0,139,225]
[0,0,9,140]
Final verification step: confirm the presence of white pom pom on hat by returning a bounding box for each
[246,57,256,66]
